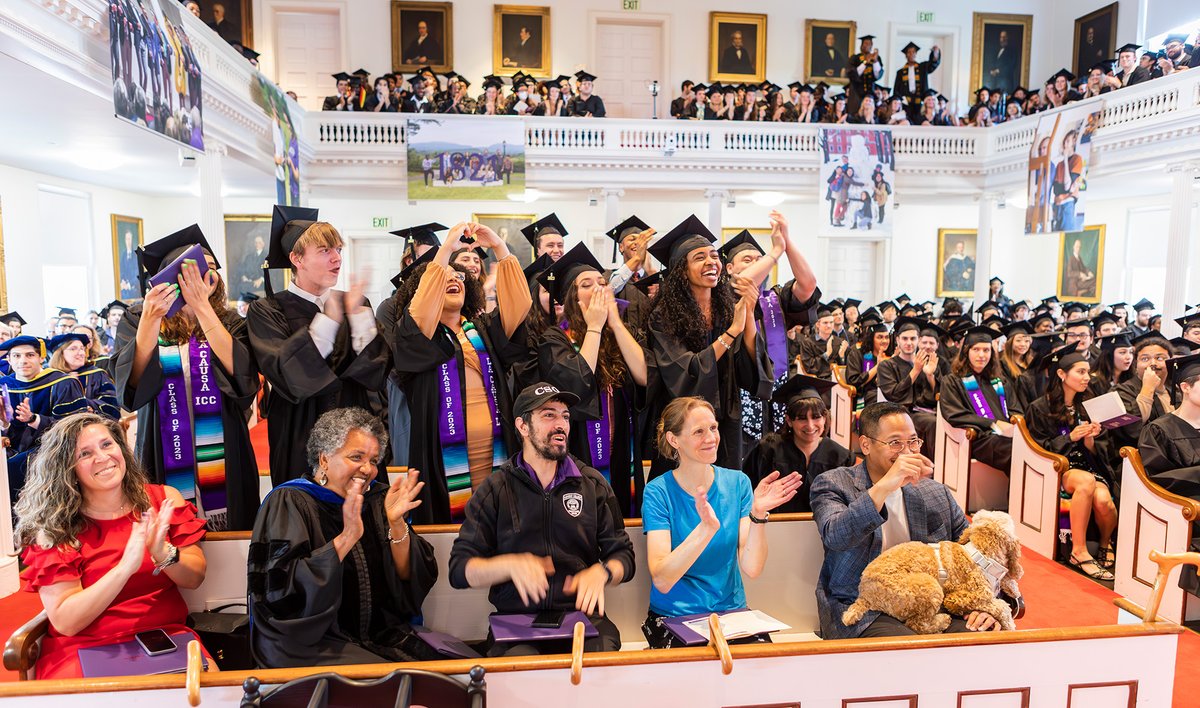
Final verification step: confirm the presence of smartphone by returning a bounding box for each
[531,609,566,629]
[135,629,178,657]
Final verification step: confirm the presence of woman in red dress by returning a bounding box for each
[13,413,209,679]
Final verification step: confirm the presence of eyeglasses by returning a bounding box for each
[449,271,466,282]
[863,436,924,452]
[1138,354,1169,364]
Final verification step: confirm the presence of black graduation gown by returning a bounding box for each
[1024,396,1114,486]
[1,369,87,503]
[247,291,391,485]
[1013,368,1048,416]
[113,305,262,531]
[798,334,842,380]
[1138,415,1200,499]
[843,347,882,408]
[938,371,1014,472]
[876,356,942,410]
[742,434,856,513]
[536,327,641,517]
[568,95,606,117]
[1111,376,1174,453]
[75,365,121,420]
[390,308,528,524]
[247,482,440,668]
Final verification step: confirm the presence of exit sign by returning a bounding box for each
[622,0,639,10]
[917,11,935,23]
[372,217,390,229]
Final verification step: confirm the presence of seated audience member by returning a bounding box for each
[1024,345,1117,579]
[1,336,88,503]
[14,413,208,679]
[642,397,802,648]
[450,383,635,656]
[743,375,856,513]
[568,70,606,117]
[248,407,443,667]
[843,311,891,410]
[1139,353,1200,498]
[876,317,946,450]
[812,402,1004,638]
[1089,332,1134,396]
[998,321,1035,381]
[47,333,120,420]
[938,326,1014,473]
[1111,332,1176,452]
[798,303,847,380]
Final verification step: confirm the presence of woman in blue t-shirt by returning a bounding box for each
[641,397,803,648]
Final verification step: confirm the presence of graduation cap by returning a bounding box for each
[0,335,45,358]
[605,215,652,256]
[975,86,992,96]
[0,311,26,327]
[1167,352,1200,384]
[482,75,503,90]
[1090,60,1114,75]
[816,302,836,319]
[457,75,472,89]
[1028,312,1055,331]
[875,300,898,313]
[1098,332,1133,351]
[352,68,370,77]
[390,222,447,251]
[899,304,924,318]
[977,300,1002,315]
[719,230,764,262]
[332,71,351,82]
[1133,298,1155,312]
[858,310,889,336]
[1046,342,1088,372]
[1175,312,1200,331]
[390,246,437,290]
[892,316,926,335]
[982,313,1008,330]
[647,215,717,269]
[787,81,804,91]
[632,271,662,294]
[537,243,605,306]
[1003,321,1034,339]
[1063,301,1090,317]
[692,82,709,93]
[552,74,573,86]
[962,325,1001,348]
[771,374,837,406]
[265,204,319,270]
[511,70,528,84]
[1163,34,1189,47]
[520,213,568,250]
[99,300,126,318]
[1110,301,1129,310]
[1052,68,1076,82]
[1092,311,1121,331]
[916,319,948,340]
[894,293,912,304]
[56,307,77,319]
[47,332,90,354]
[941,297,963,312]
[574,70,598,83]
[1131,330,1171,348]
[137,224,222,295]
[844,298,862,310]
[858,34,876,41]
[1169,337,1199,354]
[240,46,261,62]
[523,253,555,284]
[901,41,921,54]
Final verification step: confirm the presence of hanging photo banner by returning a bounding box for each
[108,0,204,150]
[1024,101,1103,234]
[250,75,301,206]
[406,116,525,201]
[816,127,895,237]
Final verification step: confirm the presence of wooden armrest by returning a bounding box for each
[707,613,733,675]
[1144,550,1200,623]
[3,611,50,680]
[385,466,409,476]
[1009,415,1069,475]
[831,366,857,399]
[1120,447,1200,522]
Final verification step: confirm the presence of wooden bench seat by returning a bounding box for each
[932,404,1009,514]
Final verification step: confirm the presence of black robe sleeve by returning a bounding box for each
[843,348,872,391]
[537,327,599,415]
[876,357,913,406]
[775,281,821,329]
[1024,398,1073,454]
[246,297,340,403]
[939,373,996,432]
[1138,418,1200,499]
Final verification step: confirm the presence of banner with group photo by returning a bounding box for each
[1024,102,1103,234]
[250,75,301,206]
[406,117,525,201]
[108,0,204,150]
[816,127,895,238]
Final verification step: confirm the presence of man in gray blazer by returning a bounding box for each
[811,402,1003,638]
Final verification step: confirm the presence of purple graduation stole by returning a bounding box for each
[962,375,1009,421]
[586,388,613,483]
[758,289,788,378]
[862,352,877,372]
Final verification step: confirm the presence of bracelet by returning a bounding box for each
[717,337,732,351]
[586,328,602,335]
[387,522,410,544]
[601,563,614,584]
[202,323,222,337]
[749,511,770,524]
[152,542,179,576]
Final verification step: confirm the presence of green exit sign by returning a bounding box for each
[372,217,390,229]
[917,11,934,23]
[622,0,639,10]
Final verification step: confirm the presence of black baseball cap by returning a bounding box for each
[513,382,581,417]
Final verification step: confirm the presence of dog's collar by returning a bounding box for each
[965,541,1006,595]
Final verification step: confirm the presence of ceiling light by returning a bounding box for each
[750,191,787,207]
[508,188,540,203]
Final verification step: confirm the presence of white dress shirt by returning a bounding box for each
[287,283,377,359]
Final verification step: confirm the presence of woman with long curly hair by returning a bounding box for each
[843,311,892,410]
[937,326,1014,472]
[531,243,648,516]
[643,215,770,485]
[112,225,260,531]
[390,222,530,523]
[14,413,209,678]
[1023,345,1117,580]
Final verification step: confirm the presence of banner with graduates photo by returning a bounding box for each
[1024,102,1103,234]
[816,127,896,238]
[406,117,525,200]
[250,75,301,206]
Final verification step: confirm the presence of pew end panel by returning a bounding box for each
[2,611,49,681]
[1008,415,1069,560]
[934,405,1008,514]
[829,366,857,451]
[1114,447,1200,625]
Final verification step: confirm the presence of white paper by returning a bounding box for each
[681,610,790,641]
[1082,391,1129,423]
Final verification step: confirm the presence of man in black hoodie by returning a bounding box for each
[449,382,636,656]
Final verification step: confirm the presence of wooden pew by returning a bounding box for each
[1008,415,1069,559]
[829,366,856,450]
[932,404,1009,514]
[1114,447,1200,625]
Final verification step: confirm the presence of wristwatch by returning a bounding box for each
[152,542,179,576]
[601,563,614,584]
[749,511,770,524]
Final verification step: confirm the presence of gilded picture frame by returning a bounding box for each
[935,228,978,298]
[473,212,537,266]
[110,214,144,301]
[391,1,455,74]
[970,12,1033,97]
[804,19,857,86]
[1056,225,1105,304]
[493,5,551,77]
[710,12,768,83]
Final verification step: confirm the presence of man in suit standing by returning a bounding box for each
[984,29,1019,94]
[813,32,845,80]
[811,402,1006,638]
[403,20,442,65]
[720,30,755,74]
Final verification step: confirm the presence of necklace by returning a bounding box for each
[83,500,129,518]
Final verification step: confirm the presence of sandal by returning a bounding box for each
[1069,553,1114,581]
[1096,544,1116,570]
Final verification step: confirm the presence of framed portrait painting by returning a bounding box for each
[111,214,144,301]
[936,229,978,298]
[391,1,454,73]
[1057,225,1105,304]
[710,12,767,83]
[804,19,856,85]
[473,213,536,267]
[1073,3,1118,78]
[224,215,286,300]
[721,228,778,287]
[494,5,551,77]
[199,0,253,50]
[970,13,1032,96]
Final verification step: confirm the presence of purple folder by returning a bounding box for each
[77,630,208,678]
[1099,413,1142,430]
[412,625,482,659]
[146,243,211,319]
[489,612,598,643]
[660,609,747,647]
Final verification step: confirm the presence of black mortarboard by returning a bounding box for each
[632,272,661,294]
[1163,34,1189,46]
[647,215,717,269]
[858,310,888,336]
[523,253,554,284]
[352,68,370,77]
[240,46,261,61]
[47,333,90,354]
[975,86,992,96]
[1063,301,1090,316]
[1131,330,1170,347]
[858,34,876,41]
[941,297,963,312]
[1053,68,1076,82]
[708,82,724,94]
[1090,60,1114,74]
[962,325,1001,348]
[574,70,598,82]
[1169,337,1198,354]
[977,300,1001,315]
[0,312,26,327]
[876,300,897,313]
[537,243,605,305]
[1098,332,1133,351]
[1167,352,1200,384]
[816,302,836,318]
[916,320,948,340]
[266,204,319,270]
[899,304,924,318]
[390,222,447,250]
[1134,298,1155,312]
[692,82,709,93]
[1048,342,1088,372]
[1110,301,1128,309]
[844,298,862,310]
[604,215,652,261]
[901,41,920,54]
[521,213,568,250]
[771,374,836,406]
[1117,43,1141,55]
[719,230,764,262]
[56,307,77,318]
[457,75,472,89]
[1003,321,1034,339]
[332,72,351,81]
[1092,311,1121,330]
[137,224,221,294]
[99,300,126,318]
[893,316,925,335]
[391,246,436,289]
[982,314,1008,329]
[1041,295,1060,305]
[1175,312,1200,331]
[482,75,503,90]
[553,74,573,86]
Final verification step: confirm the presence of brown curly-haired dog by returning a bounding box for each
[842,510,1023,633]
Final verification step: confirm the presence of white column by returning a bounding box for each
[705,189,727,237]
[973,192,997,310]
[602,188,624,266]
[198,140,227,268]
[1162,161,1199,337]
